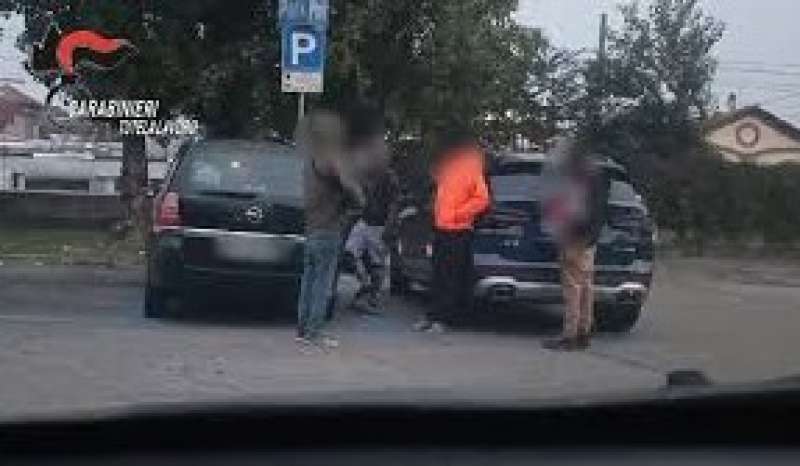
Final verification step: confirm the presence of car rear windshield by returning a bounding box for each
[490,175,638,204]
[491,161,544,176]
[490,174,542,200]
[175,142,303,198]
[609,181,638,202]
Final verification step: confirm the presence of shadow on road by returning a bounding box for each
[160,289,298,329]
[457,303,563,337]
[400,290,563,337]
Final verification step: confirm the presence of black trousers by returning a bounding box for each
[431,230,474,323]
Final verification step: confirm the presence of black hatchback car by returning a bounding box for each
[391,152,656,332]
[145,140,305,318]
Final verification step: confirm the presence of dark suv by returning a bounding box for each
[145,140,305,318]
[391,152,655,332]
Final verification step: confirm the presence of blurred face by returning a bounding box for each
[353,133,389,177]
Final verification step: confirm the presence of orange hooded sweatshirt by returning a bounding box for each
[433,146,490,231]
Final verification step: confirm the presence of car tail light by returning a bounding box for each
[154,192,181,231]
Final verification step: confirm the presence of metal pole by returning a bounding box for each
[591,12,608,132]
[598,13,608,93]
[298,92,306,123]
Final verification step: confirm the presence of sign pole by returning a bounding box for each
[298,92,306,123]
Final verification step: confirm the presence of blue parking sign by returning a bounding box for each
[282,24,325,72]
[281,23,325,93]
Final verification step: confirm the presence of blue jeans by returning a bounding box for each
[297,231,342,339]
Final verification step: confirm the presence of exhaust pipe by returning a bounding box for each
[489,284,516,302]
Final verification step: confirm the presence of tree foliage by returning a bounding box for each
[589,0,725,159]
[2,0,568,146]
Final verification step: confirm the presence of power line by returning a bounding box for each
[718,59,800,69]
[758,89,800,106]
[714,83,800,93]
[716,66,800,78]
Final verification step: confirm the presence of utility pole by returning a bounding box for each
[590,12,608,135]
[598,12,607,93]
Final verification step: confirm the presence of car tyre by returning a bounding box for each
[596,304,642,333]
[456,296,488,326]
[144,284,167,318]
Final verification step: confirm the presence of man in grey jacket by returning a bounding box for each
[295,103,386,350]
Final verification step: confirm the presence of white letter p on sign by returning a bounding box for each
[291,32,317,66]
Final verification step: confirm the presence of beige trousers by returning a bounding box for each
[560,241,596,338]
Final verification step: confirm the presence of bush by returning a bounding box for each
[629,149,800,250]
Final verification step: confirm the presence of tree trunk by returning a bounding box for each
[120,135,149,238]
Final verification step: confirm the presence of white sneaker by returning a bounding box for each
[413,319,432,332]
[319,335,340,350]
[427,322,446,334]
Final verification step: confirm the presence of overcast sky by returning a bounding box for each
[517,0,800,125]
[2,2,799,125]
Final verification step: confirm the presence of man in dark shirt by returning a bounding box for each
[345,168,400,313]
[295,102,386,350]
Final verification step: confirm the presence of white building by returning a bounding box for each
[0,85,169,194]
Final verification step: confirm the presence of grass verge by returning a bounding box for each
[0,226,145,267]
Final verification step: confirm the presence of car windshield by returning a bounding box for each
[2,0,800,422]
[176,143,302,198]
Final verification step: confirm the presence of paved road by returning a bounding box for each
[1,256,799,419]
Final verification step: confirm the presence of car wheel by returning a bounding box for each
[596,304,642,333]
[144,284,167,318]
[455,296,489,326]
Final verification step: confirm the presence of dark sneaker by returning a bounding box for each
[542,337,582,351]
[360,304,383,316]
[353,285,370,302]
[576,334,591,350]
[366,294,379,309]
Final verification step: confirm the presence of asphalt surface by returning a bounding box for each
[1,256,799,419]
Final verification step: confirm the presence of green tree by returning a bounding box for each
[577,0,725,246]
[323,0,560,149]
[3,0,577,228]
[591,0,724,158]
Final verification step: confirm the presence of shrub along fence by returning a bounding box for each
[630,153,800,255]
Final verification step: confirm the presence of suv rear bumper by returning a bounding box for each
[475,276,648,306]
[148,228,305,292]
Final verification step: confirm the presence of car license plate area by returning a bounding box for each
[213,235,299,265]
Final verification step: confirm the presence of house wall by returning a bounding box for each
[0,113,36,140]
[705,116,800,165]
[0,153,168,192]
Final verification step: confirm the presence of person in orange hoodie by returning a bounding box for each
[414,126,490,333]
